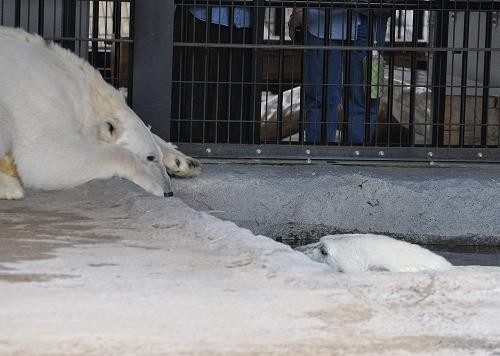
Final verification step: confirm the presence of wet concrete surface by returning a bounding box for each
[0,206,120,268]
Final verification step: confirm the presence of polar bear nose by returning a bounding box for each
[164,191,174,197]
[188,159,200,168]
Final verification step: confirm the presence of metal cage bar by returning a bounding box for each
[170,0,500,162]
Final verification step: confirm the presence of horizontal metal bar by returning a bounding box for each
[176,143,500,163]
[75,0,131,2]
[170,81,500,89]
[45,37,133,43]
[173,42,500,52]
[172,79,500,90]
[176,0,500,11]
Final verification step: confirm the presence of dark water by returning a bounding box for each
[424,245,500,267]
[278,236,500,267]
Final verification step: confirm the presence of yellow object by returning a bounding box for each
[0,153,19,178]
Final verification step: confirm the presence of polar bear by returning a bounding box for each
[297,234,452,272]
[0,26,200,200]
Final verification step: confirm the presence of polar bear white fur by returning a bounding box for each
[0,26,200,200]
[297,234,452,272]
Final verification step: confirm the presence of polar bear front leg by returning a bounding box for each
[152,134,201,178]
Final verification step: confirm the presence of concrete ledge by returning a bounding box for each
[176,162,500,245]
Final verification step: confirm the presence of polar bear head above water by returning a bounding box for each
[297,234,452,273]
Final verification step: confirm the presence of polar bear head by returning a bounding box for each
[297,234,452,272]
[296,239,342,272]
[92,86,173,196]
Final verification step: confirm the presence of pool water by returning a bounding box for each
[278,236,500,267]
[424,245,500,267]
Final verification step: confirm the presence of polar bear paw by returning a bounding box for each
[162,147,201,178]
[0,173,25,200]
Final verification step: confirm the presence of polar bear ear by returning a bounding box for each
[107,121,116,136]
[99,119,119,142]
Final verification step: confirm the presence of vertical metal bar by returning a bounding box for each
[481,11,492,146]
[38,0,45,36]
[446,8,455,147]
[471,10,481,147]
[104,2,109,81]
[52,0,56,40]
[262,6,271,143]
[459,9,470,147]
[386,8,396,147]
[251,0,264,144]
[28,0,31,31]
[201,1,210,144]
[14,0,20,27]
[409,9,420,146]
[188,2,196,143]
[364,11,374,145]
[131,0,174,140]
[112,0,122,88]
[431,0,449,147]
[91,1,99,67]
[62,0,76,51]
[212,2,219,143]
[321,8,331,145]
[173,0,183,142]
[298,5,307,145]
[423,45,432,146]
[276,6,285,143]
[77,0,85,62]
[225,4,233,143]
[399,9,407,146]
[239,0,250,144]
[342,9,353,144]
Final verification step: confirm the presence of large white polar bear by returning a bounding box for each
[0,26,200,200]
[297,234,452,272]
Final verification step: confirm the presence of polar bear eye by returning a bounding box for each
[320,246,328,256]
[147,155,156,162]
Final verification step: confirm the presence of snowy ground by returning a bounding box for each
[1,175,500,355]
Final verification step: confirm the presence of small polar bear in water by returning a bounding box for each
[0,26,200,200]
[297,234,452,272]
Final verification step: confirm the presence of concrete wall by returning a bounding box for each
[176,163,500,245]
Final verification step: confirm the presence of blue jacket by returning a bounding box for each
[191,7,252,28]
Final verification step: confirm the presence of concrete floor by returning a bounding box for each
[1,166,500,355]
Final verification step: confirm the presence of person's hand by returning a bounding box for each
[288,8,304,42]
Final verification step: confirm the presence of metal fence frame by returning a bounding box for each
[168,0,500,163]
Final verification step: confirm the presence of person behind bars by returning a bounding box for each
[289,7,389,144]
[171,5,257,144]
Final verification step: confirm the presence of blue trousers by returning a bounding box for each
[304,15,388,144]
